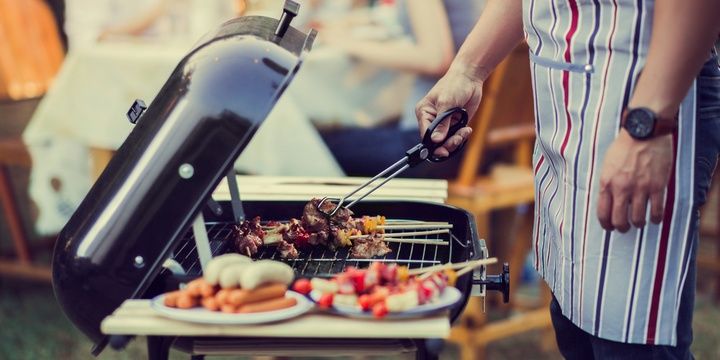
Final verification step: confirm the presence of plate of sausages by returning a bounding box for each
[151,255,313,324]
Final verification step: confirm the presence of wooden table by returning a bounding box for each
[102,300,451,359]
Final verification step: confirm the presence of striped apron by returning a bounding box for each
[524,0,697,346]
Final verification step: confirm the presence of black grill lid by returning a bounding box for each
[51,2,315,350]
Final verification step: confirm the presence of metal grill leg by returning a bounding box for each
[147,336,173,360]
[414,338,443,360]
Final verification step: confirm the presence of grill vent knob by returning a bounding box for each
[126,99,147,124]
[479,262,510,303]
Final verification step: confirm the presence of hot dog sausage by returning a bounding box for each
[163,290,182,307]
[215,288,233,305]
[237,297,297,313]
[201,296,220,311]
[185,278,207,297]
[220,303,237,313]
[228,283,288,306]
[177,292,198,309]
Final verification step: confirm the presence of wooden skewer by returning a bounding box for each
[456,258,497,276]
[261,224,452,231]
[409,258,498,277]
[383,220,450,225]
[379,224,453,230]
[350,229,450,239]
[381,238,449,246]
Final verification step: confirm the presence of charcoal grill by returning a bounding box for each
[51,2,509,359]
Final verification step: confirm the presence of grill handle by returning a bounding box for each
[473,262,510,303]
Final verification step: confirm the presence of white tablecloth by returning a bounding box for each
[23,40,412,235]
[22,41,339,235]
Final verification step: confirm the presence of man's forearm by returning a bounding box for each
[629,0,720,117]
[450,0,525,81]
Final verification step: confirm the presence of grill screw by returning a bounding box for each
[178,163,194,179]
[134,256,145,268]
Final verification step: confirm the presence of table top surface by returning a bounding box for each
[101,300,451,339]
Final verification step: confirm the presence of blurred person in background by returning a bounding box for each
[63,0,240,49]
[317,0,484,178]
[24,0,239,235]
[63,0,170,49]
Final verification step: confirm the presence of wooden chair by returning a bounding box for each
[0,0,64,282]
[0,138,51,281]
[0,0,65,100]
[698,168,720,302]
[446,43,554,360]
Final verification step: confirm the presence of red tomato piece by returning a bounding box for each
[350,269,367,293]
[372,302,388,319]
[358,294,372,311]
[292,278,312,295]
[318,293,334,308]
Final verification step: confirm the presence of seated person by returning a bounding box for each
[318,0,484,178]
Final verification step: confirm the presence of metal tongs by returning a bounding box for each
[318,107,469,216]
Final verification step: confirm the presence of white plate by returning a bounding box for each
[310,287,462,319]
[150,291,313,324]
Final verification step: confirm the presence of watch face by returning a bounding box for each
[625,108,655,139]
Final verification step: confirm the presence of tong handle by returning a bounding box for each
[317,108,468,216]
[421,107,469,163]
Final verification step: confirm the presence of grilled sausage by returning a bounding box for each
[201,296,220,311]
[204,254,252,285]
[237,296,297,313]
[185,278,208,297]
[215,288,233,305]
[177,292,198,309]
[220,303,237,313]
[163,290,182,307]
[200,281,217,297]
[240,260,294,290]
[228,283,287,306]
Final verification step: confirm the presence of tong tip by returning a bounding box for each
[316,196,342,217]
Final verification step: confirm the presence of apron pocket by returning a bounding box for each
[529,53,594,74]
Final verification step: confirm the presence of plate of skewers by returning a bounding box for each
[291,259,496,319]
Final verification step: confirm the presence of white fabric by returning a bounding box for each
[23,41,344,235]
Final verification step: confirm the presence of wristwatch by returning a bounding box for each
[622,107,677,140]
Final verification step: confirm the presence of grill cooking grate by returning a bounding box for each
[171,220,467,278]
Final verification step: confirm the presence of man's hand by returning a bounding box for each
[597,129,673,232]
[415,67,482,157]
